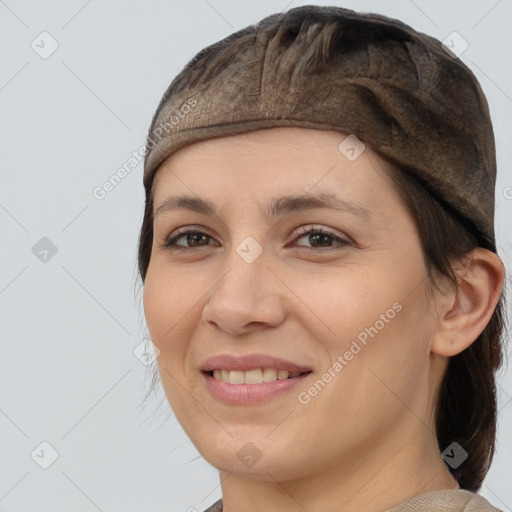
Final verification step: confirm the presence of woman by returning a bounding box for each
[138,5,507,511]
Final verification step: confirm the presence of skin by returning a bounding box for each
[143,127,504,512]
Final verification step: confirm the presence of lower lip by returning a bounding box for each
[201,371,312,405]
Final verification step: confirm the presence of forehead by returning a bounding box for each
[151,127,391,201]
[147,128,410,235]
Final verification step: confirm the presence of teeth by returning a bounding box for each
[263,368,277,382]
[210,368,305,384]
[229,370,245,384]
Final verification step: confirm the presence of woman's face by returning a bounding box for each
[143,127,446,481]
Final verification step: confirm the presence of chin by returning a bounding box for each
[207,455,297,480]
[197,439,304,481]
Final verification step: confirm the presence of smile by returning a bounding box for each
[201,369,313,405]
[207,368,310,384]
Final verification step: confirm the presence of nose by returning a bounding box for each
[201,252,287,336]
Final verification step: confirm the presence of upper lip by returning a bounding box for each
[200,353,313,373]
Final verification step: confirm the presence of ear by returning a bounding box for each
[431,248,505,357]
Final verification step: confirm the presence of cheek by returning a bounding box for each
[142,263,201,347]
[142,269,169,343]
[300,303,430,450]
[322,284,433,430]
[143,267,201,414]
[301,266,400,348]
[303,257,432,409]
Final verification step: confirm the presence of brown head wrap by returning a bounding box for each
[143,4,497,242]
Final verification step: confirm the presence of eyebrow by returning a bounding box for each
[153,193,371,219]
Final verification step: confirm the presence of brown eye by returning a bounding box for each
[164,229,214,250]
[294,225,350,251]
[160,224,351,253]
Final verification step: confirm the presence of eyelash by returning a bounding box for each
[160,225,351,253]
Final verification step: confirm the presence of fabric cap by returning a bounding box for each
[143,4,497,242]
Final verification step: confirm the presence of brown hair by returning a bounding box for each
[136,9,508,493]
[379,160,508,492]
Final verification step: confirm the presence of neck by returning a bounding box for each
[217,422,459,512]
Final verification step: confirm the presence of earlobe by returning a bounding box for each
[431,248,505,357]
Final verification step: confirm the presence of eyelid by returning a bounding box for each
[165,224,216,242]
[293,224,352,245]
[160,223,352,252]
[159,225,215,248]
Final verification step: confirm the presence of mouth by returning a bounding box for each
[201,368,313,405]
[202,368,313,384]
[199,353,314,404]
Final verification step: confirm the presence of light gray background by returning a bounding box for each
[1,0,511,511]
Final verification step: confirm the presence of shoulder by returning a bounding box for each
[387,489,503,511]
[201,491,502,512]
[202,498,223,512]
